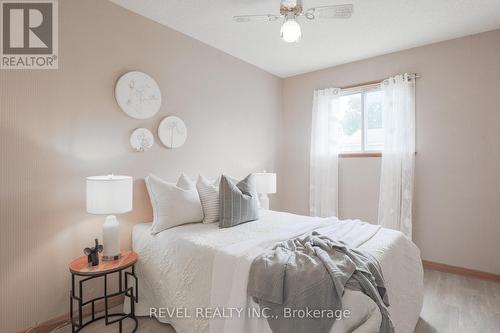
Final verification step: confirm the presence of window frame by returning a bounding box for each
[337,84,384,158]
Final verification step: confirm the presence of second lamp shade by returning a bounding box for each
[253,173,277,194]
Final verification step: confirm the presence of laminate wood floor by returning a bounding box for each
[53,269,500,333]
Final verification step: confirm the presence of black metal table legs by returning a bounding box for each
[70,265,138,332]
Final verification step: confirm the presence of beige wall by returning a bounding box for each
[0,1,282,331]
[338,158,381,224]
[279,29,500,274]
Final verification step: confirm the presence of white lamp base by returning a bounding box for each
[102,215,121,261]
[102,254,121,261]
[259,193,270,210]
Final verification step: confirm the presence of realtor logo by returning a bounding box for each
[1,0,58,69]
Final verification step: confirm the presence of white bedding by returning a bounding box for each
[128,210,423,333]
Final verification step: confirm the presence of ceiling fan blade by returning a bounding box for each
[233,14,280,23]
[305,4,354,20]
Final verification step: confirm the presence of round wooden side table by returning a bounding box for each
[69,251,139,333]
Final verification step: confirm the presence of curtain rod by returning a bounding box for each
[340,73,420,90]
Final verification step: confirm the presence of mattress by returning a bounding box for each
[127,210,423,333]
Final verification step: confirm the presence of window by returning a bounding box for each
[331,86,385,153]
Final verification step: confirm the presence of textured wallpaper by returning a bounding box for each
[0,1,282,331]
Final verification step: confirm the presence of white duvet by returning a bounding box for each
[128,210,423,333]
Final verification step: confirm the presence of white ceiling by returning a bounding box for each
[109,0,500,77]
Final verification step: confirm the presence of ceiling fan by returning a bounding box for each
[233,0,354,43]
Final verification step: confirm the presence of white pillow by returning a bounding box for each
[145,173,203,234]
[196,175,220,223]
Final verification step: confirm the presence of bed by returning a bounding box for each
[126,210,423,333]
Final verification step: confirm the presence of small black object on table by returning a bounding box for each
[83,238,103,266]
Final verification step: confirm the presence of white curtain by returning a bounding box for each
[378,74,416,239]
[310,88,341,217]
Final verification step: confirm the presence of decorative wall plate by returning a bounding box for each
[130,128,154,152]
[158,116,187,149]
[115,71,162,119]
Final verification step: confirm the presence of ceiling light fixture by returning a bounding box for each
[234,1,353,44]
[280,14,302,43]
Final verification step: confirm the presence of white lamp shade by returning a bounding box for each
[253,173,277,194]
[86,175,133,214]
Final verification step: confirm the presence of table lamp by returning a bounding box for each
[86,175,133,261]
[253,172,277,210]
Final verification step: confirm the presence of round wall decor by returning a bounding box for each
[115,71,162,119]
[130,128,154,152]
[158,116,187,149]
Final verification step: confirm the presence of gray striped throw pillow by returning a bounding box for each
[219,174,260,228]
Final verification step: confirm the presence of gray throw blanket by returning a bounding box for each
[247,231,394,333]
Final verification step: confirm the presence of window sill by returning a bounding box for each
[339,152,382,158]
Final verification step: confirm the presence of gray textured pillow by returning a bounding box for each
[219,174,260,228]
